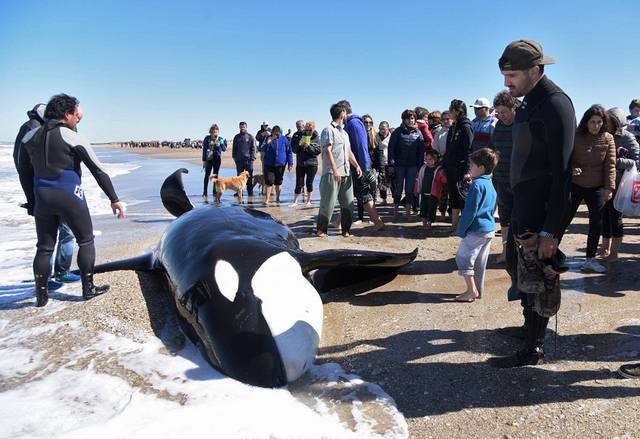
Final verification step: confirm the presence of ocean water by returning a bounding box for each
[0,143,408,439]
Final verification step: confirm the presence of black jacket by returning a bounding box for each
[291,130,321,167]
[443,117,472,173]
[388,125,424,168]
[13,105,45,170]
[232,132,256,162]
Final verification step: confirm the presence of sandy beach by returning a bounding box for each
[3,144,640,438]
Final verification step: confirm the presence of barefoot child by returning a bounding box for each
[414,150,447,229]
[454,148,498,302]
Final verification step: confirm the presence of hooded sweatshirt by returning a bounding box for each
[263,134,294,167]
[13,104,45,170]
[344,114,371,172]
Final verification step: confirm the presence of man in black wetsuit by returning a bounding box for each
[14,103,81,284]
[489,40,575,368]
[18,94,126,307]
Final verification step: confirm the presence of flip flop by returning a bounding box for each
[454,294,476,303]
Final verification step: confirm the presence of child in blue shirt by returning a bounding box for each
[454,148,498,302]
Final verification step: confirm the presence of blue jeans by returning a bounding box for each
[53,222,75,275]
[393,165,418,206]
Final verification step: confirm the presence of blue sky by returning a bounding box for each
[1,0,638,142]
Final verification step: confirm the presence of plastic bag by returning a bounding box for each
[613,163,640,217]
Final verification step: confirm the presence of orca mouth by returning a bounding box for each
[251,252,323,383]
[192,305,289,388]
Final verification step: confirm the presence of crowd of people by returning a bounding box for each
[12,39,640,378]
[198,40,640,376]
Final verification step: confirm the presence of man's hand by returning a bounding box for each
[387,166,395,178]
[355,166,363,178]
[202,161,207,168]
[333,170,342,182]
[601,188,613,203]
[538,235,558,259]
[572,167,582,176]
[111,201,126,219]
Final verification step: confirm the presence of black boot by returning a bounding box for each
[488,347,544,368]
[489,307,548,368]
[35,274,49,307]
[82,273,110,300]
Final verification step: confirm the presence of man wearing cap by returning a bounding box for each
[470,97,496,151]
[232,121,256,197]
[489,40,575,368]
[256,121,271,174]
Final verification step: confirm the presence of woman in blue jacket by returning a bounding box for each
[388,109,424,220]
[202,123,227,200]
[262,125,293,205]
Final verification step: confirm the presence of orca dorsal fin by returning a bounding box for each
[161,168,195,217]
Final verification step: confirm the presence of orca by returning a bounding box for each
[92,168,417,388]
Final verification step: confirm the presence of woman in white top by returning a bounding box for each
[431,110,453,155]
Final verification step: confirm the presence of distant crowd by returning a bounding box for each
[120,139,202,148]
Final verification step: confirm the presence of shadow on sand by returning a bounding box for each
[318,324,640,417]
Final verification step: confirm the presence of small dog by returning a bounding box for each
[251,173,266,195]
[210,171,250,203]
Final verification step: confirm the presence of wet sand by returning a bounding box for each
[38,145,640,436]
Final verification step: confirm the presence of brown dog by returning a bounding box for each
[210,171,250,203]
[250,173,266,195]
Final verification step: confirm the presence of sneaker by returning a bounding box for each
[54,271,81,283]
[618,363,640,379]
[581,258,606,273]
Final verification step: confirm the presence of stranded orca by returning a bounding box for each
[92,168,417,388]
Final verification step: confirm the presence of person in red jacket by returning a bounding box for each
[415,107,434,150]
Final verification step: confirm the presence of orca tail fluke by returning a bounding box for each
[298,248,418,294]
[161,168,195,217]
[72,253,157,275]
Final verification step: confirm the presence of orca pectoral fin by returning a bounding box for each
[298,248,418,294]
[161,168,195,217]
[72,253,157,274]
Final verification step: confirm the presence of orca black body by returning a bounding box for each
[93,168,417,387]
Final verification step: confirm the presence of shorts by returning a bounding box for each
[264,165,285,186]
[352,168,377,204]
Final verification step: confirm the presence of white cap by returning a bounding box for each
[471,97,491,108]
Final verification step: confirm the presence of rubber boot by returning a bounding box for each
[82,273,110,300]
[35,274,49,307]
[489,302,547,368]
